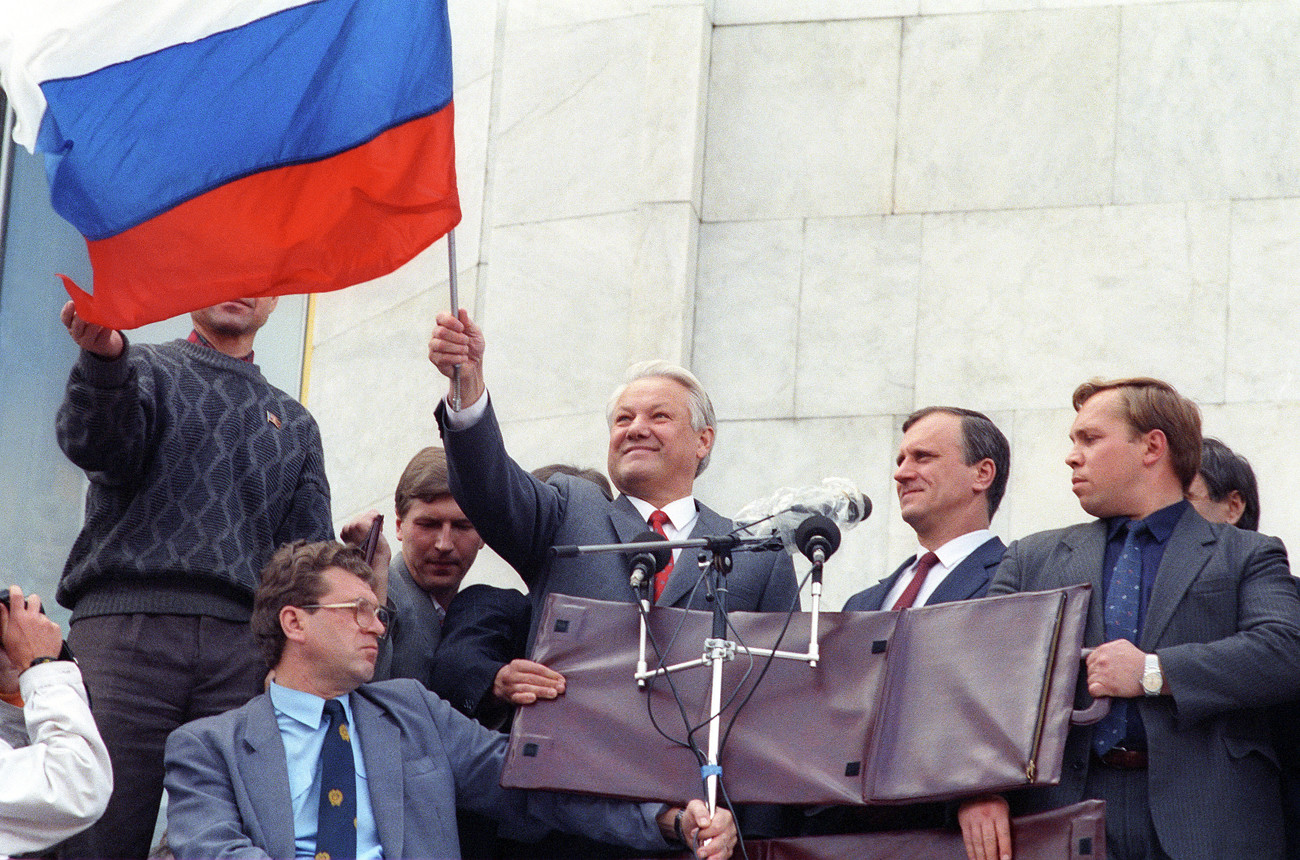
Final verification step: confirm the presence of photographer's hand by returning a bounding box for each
[1,586,63,673]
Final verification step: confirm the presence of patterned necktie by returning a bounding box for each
[315,699,357,860]
[648,509,675,602]
[890,551,940,610]
[1092,521,1146,755]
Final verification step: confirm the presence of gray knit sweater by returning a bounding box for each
[55,338,333,621]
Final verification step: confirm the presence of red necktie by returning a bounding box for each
[649,510,675,602]
[890,551,940,610]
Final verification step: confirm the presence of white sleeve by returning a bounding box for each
[0,662,113,856]
[442,389,490,430]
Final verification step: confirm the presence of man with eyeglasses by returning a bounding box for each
[163,540,738,860]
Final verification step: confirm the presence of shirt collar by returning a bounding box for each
[914,528,995,570]
[268,680,354,729]
[1105,499,1189,544]
[627,495,696,529]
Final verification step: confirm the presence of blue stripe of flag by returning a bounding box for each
[37,0,453,240]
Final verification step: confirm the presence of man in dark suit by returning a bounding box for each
[431,465,612,729]
[357,446,485,687]
[427,310,800,652]
[1185,437,1299,860]
[163,540,736,860]
[843,406,1008,613]
[959,378,1300,860]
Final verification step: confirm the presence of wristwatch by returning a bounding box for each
[1141,653,1163,696]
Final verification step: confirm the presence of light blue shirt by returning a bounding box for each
[268,682,382,860]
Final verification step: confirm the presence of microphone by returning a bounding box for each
[627,531,672,589]
[733,477,871,556]
[794,514,840,565]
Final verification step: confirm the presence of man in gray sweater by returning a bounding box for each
[55,298,333,859]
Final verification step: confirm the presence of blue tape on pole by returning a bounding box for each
[701,764,722,778]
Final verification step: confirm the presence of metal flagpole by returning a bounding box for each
[447,228,461,410]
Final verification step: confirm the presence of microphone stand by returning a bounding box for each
[552,525,833,813]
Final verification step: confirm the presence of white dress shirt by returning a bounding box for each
[880,529,995,609]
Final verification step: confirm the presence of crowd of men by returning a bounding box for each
[2,297,1297,860]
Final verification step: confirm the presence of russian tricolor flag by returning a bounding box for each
[1,0,460,330]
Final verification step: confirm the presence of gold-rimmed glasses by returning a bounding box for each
[300,598,391,637]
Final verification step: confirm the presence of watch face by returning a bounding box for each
[1142,671,1160,693]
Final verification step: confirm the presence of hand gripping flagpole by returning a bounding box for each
[447,228,461,411]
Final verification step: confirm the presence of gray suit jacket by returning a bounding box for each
[163,678,670,859]
[438,399,800,647]
[842,535,1004,611]
[372,554,443,687]
[990,506,1300,860]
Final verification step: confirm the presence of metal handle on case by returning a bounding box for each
[1070,647,1111,725]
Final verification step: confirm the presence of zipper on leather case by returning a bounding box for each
[1025,592,1067,783]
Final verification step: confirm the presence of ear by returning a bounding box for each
[696,426,716,461]
[280,605,308,645]
[394,516,406,542]
[1225,490,1246,526]
[1141,428,1168,467]
[971,458,996,494]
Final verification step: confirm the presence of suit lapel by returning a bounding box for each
[352,691,404,859]
[1063,522,1109,644]
[1142,509,1215,649]
[239,697,297,859]
[659,502,728,607]
[866,559,913,611]
[610,494,650,545]
[926,537,1005,605]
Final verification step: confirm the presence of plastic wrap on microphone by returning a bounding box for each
[733,477,871,554]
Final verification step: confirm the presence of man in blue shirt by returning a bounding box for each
[958,378,1300,860]
[163,540,736,860]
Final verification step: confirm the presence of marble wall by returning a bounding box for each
[310,0,1300,610]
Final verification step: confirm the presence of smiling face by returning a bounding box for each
[1066,389,1151,519]
[607,376,714,508]
[893,411,993,548]
[289,567,386,698]
[396,495,483,608]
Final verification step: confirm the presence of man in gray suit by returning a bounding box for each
[843,406,1008,613]
[163,540,736,860]
[427,310,799,654]
[360,446,485,687]
[959,377,1300,860]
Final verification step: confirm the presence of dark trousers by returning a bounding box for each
[59,614,266,860]
[1085,761,1172,860]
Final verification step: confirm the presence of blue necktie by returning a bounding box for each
[1092,522,1145,755]
[315,699,357,860]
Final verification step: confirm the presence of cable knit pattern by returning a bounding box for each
[55,338,332,619]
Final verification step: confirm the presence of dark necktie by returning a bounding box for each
[316,699,357,860]
[649,509,675,602]
[1092,522,1146,755]
[890,551,940,610]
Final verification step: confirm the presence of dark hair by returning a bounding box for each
[1200,437,1261,531]
[1072,378,1202,491]
[251,540,375,668]
[903,406,1011,519]
[394,447,451,518]
[531,463,614,501]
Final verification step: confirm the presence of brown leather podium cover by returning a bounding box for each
[637,800,1106,860]
[501,586,1092,805]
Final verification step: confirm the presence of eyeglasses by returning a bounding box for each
[300,599,391,637]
